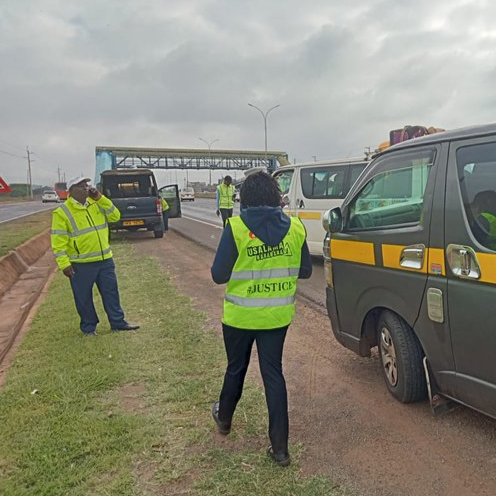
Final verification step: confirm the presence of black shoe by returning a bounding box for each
[84,331,97,337]
[211,401,231,435]
[112,323,140,331]
[267,446,291,467]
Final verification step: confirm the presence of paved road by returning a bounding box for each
[0,201,58,224]
[177,197,327,309]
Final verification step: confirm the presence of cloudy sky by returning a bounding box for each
[0,0,494,188]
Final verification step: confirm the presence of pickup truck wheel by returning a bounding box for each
[377,310,426,403]
[154,228,164,239]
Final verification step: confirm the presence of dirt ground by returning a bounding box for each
[135,230,496,496]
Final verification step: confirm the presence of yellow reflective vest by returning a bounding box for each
[481,212,496,250]
[161,198,170,211]
[51,196,120,270]
[217,184,234,209]
[223,215,306,330]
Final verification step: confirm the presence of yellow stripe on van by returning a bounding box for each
[427,248,446,276]
[330,239,375,265]
[297,211,321,220]
[382,244,427,273]
[477,252,496,285]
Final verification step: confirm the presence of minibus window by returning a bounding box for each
[301,166,347,199]
[456,142,496,251]
[348,152,434,230]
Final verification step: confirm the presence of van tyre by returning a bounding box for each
[377,310,427,403]
[154,228,164,239]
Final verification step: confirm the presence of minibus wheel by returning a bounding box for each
[377,310,427,403]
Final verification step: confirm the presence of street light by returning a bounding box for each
[248,103,280,166]
[199,137,219,185]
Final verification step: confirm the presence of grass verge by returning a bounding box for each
[0,210,53,256]
[0,243,351,496]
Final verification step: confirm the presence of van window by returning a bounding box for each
[301,166,347,199]
[275,170,294,195]
[456,142,496,251]
[348,151,434,230]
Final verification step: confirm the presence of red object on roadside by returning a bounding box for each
[0,176,13,193]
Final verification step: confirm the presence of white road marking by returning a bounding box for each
[182,214,223,229]
[0,206,56,225]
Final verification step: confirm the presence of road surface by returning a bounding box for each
[0,201,57,224]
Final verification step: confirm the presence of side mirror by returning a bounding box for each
[281,194,290,207]
[323,207,343,233]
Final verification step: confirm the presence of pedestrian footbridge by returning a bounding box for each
[95,146,289,182]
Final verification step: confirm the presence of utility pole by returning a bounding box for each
[25,146,33,199]
[57,166,62,183]
[312,155,317,162]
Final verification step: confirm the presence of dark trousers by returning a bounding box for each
[220,208,233,228]
[69,258,126,333]
[218,323,289,454]
[162,210,169,231]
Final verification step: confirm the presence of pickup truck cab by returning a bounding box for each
[322,123,496,420]
[100,169,180,238]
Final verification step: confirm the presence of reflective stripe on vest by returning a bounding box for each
[60,203,108,235]
[230,268,300,280]
[223,215,306,330]
[225,294,296,307]
[69,248,112,260]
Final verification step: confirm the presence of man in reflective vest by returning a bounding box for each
[210,171,312,467]
[51,176,139,336]
[216,175,235,228]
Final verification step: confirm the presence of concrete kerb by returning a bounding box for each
[0,229,51,298]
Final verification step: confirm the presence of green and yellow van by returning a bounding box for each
[323,123,496,419]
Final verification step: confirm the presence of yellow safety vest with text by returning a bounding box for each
[218,184,234,209]
[51,196,120,270]
[223,215,306,329]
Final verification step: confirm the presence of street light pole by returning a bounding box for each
[248,103,280,167]
[199,137,219,186]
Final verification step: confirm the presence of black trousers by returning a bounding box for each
[220,208,233,228]
[218,323,289,454]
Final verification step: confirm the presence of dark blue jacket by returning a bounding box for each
[211,206,313,284]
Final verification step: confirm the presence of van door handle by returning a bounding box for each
[297,199,305,208]
[400,244,425,270]
[446,244,481,279]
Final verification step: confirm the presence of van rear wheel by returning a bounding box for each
[153,228,164,239]
[377,310,426,403]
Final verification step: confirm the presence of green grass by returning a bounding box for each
[0,210,53,256]
[0,243,351,496]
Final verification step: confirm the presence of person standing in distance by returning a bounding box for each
[50,176,140,336]
[210,171,312,467]
[161,196,170,232]
[216,175,235,228]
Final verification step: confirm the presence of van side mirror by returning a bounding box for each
[323,207,343,233]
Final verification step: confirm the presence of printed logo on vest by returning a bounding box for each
[246,242,293,260]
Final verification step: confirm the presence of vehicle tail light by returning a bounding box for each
[156,199,162,214]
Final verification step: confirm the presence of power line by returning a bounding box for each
[0,149,23,158]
